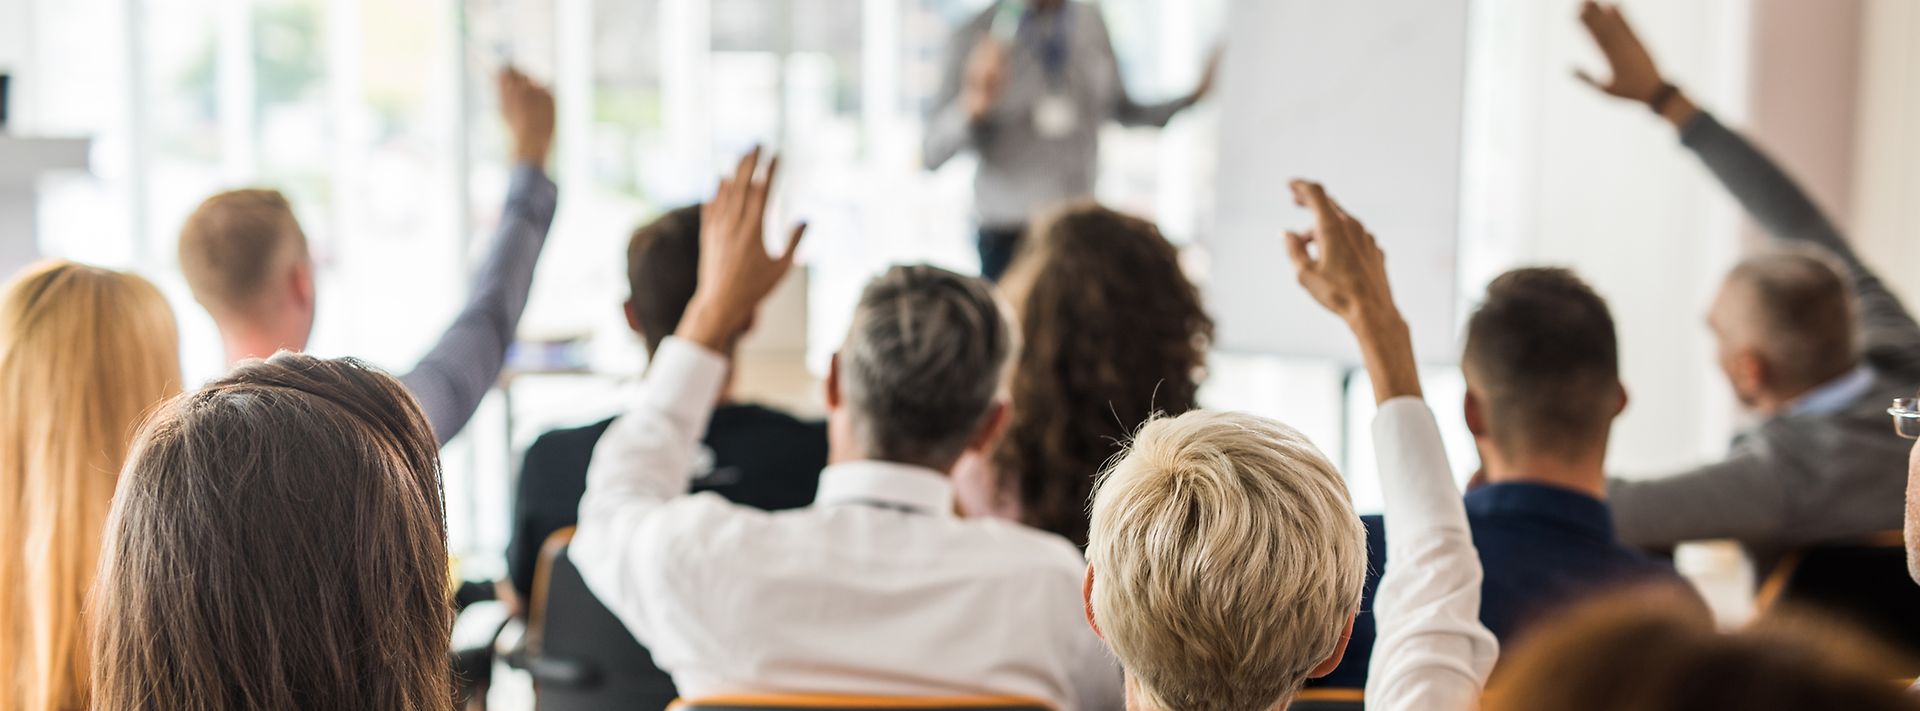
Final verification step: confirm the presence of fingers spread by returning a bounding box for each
[781,223,809,267]
[745,155,779,224]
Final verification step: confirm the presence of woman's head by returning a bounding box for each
[92,353,452,711]
[1487,589,1920,711]
[993,203,1213,545]
[0,260,179,711]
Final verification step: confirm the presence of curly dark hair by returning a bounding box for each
[991,202,1213,546]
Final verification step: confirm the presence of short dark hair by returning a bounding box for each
[841,265,1010,469]
[1728,249,1857,391]
[92,353,453,711]
[626,205,703,355]
[1463,268,1620,457]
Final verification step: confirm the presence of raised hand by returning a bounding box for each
[498,67,556,167]
[1285,180,1393,324]
[964,38,1010,122]
[1283,180,1421,403]
[1574,1,1666,105]
[679,148,808,353]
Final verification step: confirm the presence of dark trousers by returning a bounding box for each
[977,225,1025,283]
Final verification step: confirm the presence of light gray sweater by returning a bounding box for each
[923,2,1196,229]
[1607,113,1920,563]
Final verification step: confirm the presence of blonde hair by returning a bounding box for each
[0,261,181,711]
[178,188,307,320]
[1087,410,1366,711]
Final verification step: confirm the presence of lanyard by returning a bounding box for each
[1023,3,1072,84]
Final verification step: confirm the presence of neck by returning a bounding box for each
[222,324,305,365]
[1479,446,1609,500]
[1759,361,1864,416]
[824,441,961,475]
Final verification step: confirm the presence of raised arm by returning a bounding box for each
[925,17,1003,171]
[1092,10,1213,128]
[1577,0,1920,374]
[1284,181,1497,710]
[1605,445,1792,550]
[400,67,558,444]
[570,148,807,643]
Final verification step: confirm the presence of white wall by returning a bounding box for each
[1852,0,1920,309]
[0,0,26,96]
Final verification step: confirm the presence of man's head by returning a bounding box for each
[178,189,316,358]
[826,265,1010,473]
[1907,434,1920,583]
[624,205,704,355]
[1084,410,1365,711]
[1463,268,1626,471]
[1707,249,1857,412]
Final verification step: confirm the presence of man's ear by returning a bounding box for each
[1731,350,1772,402]
[967,400,1010,454]
[826,352,844,411]
[1612,381,1630,418]
[1463,390,1487,439]
[1307,614,1356,678]
[1082,566,1104,641]
[289,258,316,313]
[623,300,643,336]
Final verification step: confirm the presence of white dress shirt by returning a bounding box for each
[571,337,1125,711]
[1364,398,1501,710]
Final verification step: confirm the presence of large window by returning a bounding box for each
[21,0,1442,571]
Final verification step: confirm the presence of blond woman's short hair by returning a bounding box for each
[1087,410,1366,711]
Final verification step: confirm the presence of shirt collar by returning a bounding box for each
[1785,365,1877,417]
[814,461,957,518]
[1464,481,1615,539]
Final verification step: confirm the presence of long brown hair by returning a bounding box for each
[0,261,180,711]
[1486,588,1920,711]
[91,353,453,711]
[992,203,1212,546]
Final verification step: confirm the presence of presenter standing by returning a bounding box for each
[924,0,1216,282]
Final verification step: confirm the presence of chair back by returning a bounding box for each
[1755,531,1920,658]
[527,528,679,711]
[1289,687,1363,711]
[674,695,1053,711]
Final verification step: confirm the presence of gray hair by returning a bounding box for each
[840,265,1010,468]
[1726,246,1858,390]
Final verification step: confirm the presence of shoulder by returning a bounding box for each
[712,404,824,434]
[518,417,617,495]
[957,517,1091,578]
[528,417,617,458]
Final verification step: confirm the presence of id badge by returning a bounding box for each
[1034,93,1079,139]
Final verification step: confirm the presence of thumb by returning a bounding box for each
[1574,68,1605,91]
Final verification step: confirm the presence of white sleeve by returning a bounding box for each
[570,337,730,647]
[1363,398,1499,711]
